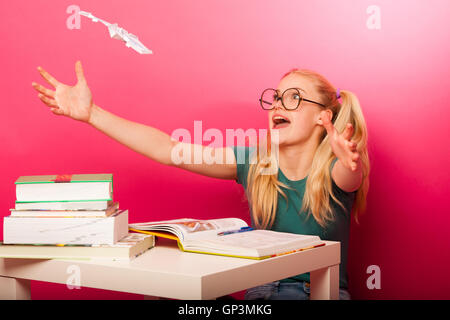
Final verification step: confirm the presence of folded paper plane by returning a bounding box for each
[80,11,152,54]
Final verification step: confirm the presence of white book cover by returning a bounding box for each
[15,200,113,211]
[10,202,119,217]
[3,210,128,245]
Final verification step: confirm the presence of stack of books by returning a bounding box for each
[1,174,154,260]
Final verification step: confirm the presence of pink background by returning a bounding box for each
[1,0,449,299]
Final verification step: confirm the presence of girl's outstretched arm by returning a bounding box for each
[88,105,237,179]
[32,61,237,180]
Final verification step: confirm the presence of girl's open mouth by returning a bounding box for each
[272,115,291,129]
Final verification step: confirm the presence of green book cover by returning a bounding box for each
[14,174,114,202]
[15,173,113,184]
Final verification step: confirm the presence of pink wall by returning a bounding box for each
[1,0,449,299]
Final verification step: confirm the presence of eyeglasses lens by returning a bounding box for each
[283,88,302,110]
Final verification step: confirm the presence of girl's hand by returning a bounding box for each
[32,61,93,123]
[320,110,360,171]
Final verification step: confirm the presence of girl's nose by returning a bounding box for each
[273,97,284,110]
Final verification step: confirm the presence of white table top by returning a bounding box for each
[0,238,340,299]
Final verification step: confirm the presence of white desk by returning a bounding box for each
[0,239,340,300]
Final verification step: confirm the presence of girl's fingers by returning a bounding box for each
[352,152,360,162]
[51,107,65,116]
[342,123,354,140]
[75,61,86,83]
[320,111,335,135]
[349,152,360,171]
[347,140,357,151]
[32,82,55,98]
[38,94,59,108]
[37,66,61,88]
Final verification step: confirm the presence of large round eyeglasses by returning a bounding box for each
[259,88,327,110]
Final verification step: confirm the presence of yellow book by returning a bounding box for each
[129,218,323,260]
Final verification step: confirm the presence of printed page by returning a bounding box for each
[129,218,248,242]
[182,218,248,241]
[217,230,316,248]
[185,230,322,257]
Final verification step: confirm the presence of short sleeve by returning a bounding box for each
[330,157,339,173]
[231,146,255,189]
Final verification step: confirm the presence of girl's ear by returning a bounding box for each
[317,109,333,125]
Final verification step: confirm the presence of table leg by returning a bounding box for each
[0,276,31,300]
[309,264,339,300]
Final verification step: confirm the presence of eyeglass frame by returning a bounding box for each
[259,87,327,110]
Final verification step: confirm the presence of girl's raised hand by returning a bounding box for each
[320,110,360,171]
[32,61,93,123]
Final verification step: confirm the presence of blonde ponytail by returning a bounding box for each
[302,89,370,226]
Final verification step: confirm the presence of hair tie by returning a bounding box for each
[336,88,341,99]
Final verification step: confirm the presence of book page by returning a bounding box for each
[182,218,248,241]
[204,230,312,249]
[185,230,322,257]
[128,218,248,242]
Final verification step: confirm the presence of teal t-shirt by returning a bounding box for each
[233,146,355,289]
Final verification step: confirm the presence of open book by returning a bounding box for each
[129,218,324,260]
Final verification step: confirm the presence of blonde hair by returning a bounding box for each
[247,69,370,228]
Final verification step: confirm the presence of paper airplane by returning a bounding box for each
[79,11,152,54]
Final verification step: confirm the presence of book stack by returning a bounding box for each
[1,174,154,260]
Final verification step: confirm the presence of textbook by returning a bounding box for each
[14,200,114,211]
[9,202,119,217]
[129,218,324,259]
[15,174,113,202]
[0,233,154,261]
[3,209,129,245]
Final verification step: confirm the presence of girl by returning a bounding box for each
[32,62,369,300]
